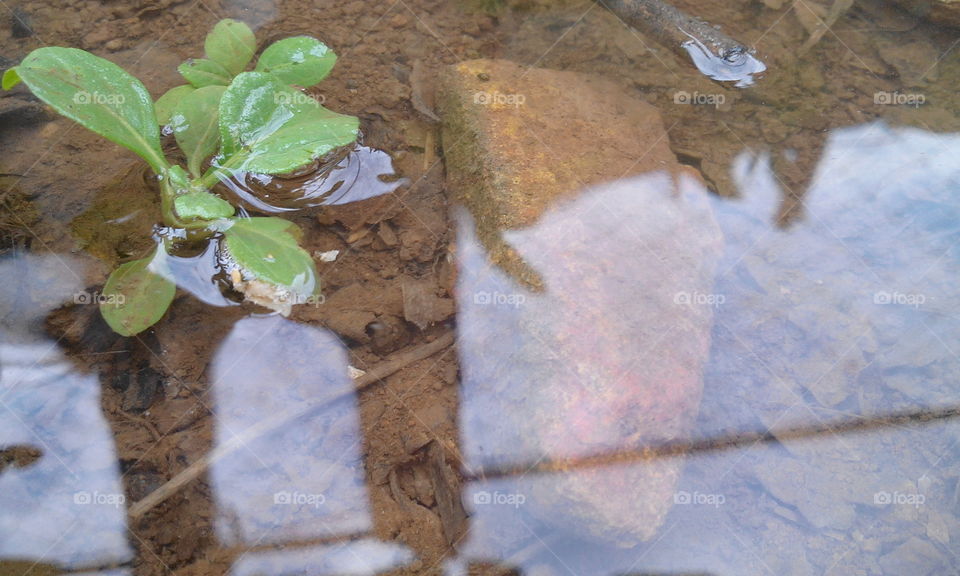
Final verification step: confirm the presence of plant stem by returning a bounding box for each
[198,151,249,190]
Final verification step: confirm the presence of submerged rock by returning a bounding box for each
[442,60,723,547]
[438,58,682,290]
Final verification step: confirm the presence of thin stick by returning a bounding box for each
[128,331,455,520]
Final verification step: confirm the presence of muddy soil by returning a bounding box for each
[1,0,958,574]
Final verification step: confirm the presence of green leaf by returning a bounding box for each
[222,217,316,294]
[100,247,176,336]
[218,72,359,174]
[174,191,234,220]
[205,19,256,76]
[164,164,192,194]
[170,85,226,176]
[255,36,337,87]
[13,47,167,173]
[2,67,21,90]
[155,84,194,125]
[178,58,232,88]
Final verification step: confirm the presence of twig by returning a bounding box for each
[468,403,960,482]
[128,331,455,520]
[115,409,163,443]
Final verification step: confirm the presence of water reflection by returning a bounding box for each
[453,172,724,559]
[217,145,407,213]
[0,255,132,573]
[208,316,414,572]
[4,122,960,575]
[209,316,371,544]
[449,122,960,574]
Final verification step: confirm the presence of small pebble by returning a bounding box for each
[315,249,340,262]
[348,366,366,379]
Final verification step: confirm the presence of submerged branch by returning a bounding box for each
[601,0,767,86]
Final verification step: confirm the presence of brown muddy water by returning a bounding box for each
[1,0,960,575]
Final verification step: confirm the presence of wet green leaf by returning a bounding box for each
[255,36,337,87]
[164,164,192,194]
[2,67,21,90]
[174,191,234,220]
[12,47,167,173]
[155,84,194,125]
[222,217,316,295]
[100,247,176,336]
[218,72,358,174]
[170,85,226,177]
[178,58,232,88]
[205,19,256,76]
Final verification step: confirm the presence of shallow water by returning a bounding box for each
[1,0,959,575]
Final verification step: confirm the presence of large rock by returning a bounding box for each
[442,60,723,547]
[438,58,681,289]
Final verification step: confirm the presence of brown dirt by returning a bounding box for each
[1,0,958,574]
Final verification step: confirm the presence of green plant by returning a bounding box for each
[3,19,358,335]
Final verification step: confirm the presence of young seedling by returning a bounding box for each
[3,19,357,335]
